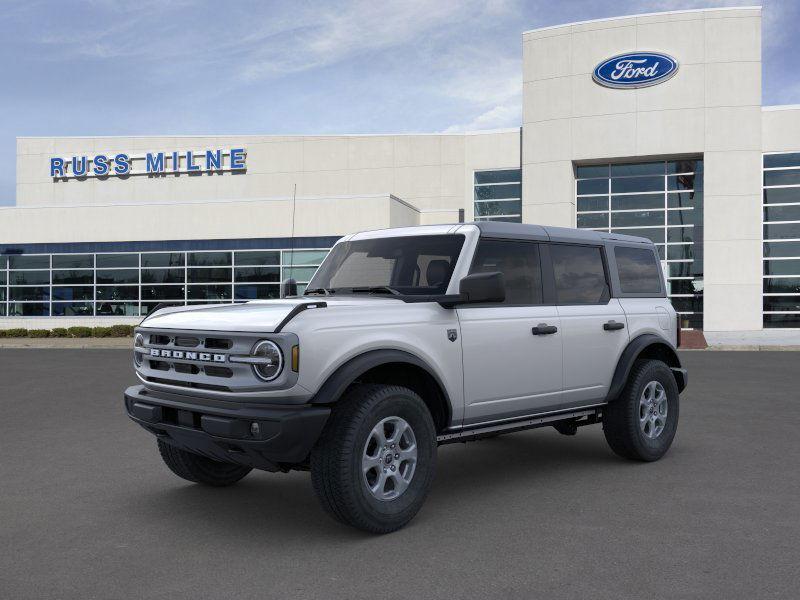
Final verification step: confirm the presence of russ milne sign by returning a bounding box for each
[592,52,678,89]
[50,148,246,179]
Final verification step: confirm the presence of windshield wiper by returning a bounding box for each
[304,287,335,296]
[349,286,401,296]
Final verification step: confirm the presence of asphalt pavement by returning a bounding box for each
[1,349,798,599]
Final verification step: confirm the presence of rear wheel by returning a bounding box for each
[157,439,252,486]
[311,384,437,534]
[603,359,679,461]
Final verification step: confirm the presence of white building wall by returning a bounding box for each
[522,7,764,331]
[15,131,521,227]
[0,194,420,243]
[763,106,800,152]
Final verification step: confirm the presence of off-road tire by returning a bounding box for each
[603,359,679,461]
[157,439,252,486]
[311,384,437,534]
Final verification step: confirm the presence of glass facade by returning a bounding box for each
[575,159,704,329]
[474,169,522,223]
[763,152,800,328]
[0,247,329,317]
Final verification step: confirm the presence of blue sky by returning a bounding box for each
[1,0,798,206]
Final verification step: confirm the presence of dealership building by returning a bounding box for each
[2,6,799,341]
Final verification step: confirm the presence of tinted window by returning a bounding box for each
[96,254,137,268]
[10,271,50,285]
[188,251,231,266]
[474,169,520,184]
[614,247,663,294]
[469,240,542,305]
[551,245,608,304]
[9,255,49,269]
[141,253,185,267]
[96,269,138,284]
[52,270,93,284]
[284,250,328,265]
[52,254,93,269]
[234,251,279,266]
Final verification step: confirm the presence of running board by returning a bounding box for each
[437,407,601,444]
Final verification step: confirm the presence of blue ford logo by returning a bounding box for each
[593,52,678,89]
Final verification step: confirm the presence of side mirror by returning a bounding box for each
[281,278,298,298]
[458,271,505,304]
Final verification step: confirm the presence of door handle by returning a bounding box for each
[532,323,558,335]
[603,320,625,331]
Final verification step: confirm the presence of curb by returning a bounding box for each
[0,338,133,349]
[705,344,800,351]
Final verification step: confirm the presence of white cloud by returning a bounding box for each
[236,0,502,82]
[442,103,521,132]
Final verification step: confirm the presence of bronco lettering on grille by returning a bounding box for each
[149,348,226,362]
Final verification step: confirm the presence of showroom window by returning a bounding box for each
[763,152,800,328]
[474,169,522,223]
[575,159,704,329]
[0,247,329,317]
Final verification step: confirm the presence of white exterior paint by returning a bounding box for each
[3,6,800,333]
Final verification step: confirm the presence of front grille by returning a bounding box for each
[204,366,233,378]
[145,376,231,392]
[135,327,285,394]
[205,337,233,350]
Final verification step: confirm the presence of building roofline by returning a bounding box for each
[16,128,520,141]
[763,104,800,112]
[522,5,761,36]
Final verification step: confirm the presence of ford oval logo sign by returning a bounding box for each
[593,52,679,89]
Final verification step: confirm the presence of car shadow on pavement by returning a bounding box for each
[126,428,624,540]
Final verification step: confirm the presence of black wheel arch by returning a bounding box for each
[606,334,686,402]
[309,349,453,433]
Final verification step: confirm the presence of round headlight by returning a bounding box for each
[251,340,283,382]
[133,333,144,367]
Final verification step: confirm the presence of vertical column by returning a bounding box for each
[521,28,576,227]
[701,13,763,331]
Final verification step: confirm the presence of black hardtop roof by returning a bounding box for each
[472,221,652,245]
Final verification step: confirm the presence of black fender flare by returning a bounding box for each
[309,349,453,423]
[605,334,685,402]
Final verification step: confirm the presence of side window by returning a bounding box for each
[614,246,663,294]
[550,244,608,304]
[469,240,542,304]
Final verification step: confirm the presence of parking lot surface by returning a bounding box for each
[1,350,798,599]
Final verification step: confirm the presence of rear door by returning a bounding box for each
[611,244,676,346]
[548,243,629,405]
[458,239,563,426]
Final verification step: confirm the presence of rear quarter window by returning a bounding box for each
[614,246,663,294]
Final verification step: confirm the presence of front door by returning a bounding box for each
[458,239,563,426]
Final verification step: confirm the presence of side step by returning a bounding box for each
[437,407,602,445]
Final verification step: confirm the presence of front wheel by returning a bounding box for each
[310,384,437,534]
[157,439,252,486]
[603,359,680,461]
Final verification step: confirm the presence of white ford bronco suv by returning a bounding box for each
[125,222,687,533]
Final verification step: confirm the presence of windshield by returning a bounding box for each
[306,234,465,296]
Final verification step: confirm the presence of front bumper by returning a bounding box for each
[124,385,330,471]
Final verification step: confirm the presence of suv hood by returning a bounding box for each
[139,297,403,333]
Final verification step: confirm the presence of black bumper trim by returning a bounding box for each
[124,385,330,471]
